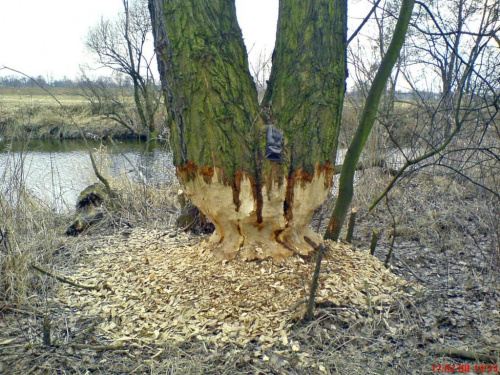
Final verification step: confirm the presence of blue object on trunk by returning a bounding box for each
[265,125,283,161]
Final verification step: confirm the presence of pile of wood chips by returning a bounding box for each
[60,228,409,348]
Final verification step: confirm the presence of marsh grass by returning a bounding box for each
[0,87,134,140]
[0,144,69,305]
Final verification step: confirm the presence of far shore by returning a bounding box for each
[0,86,145,141]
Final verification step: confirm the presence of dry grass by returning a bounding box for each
[1,136,499,373]
[0,150,67,306]
[0,87,88,105]
[82,144,180,231]
[347,168,500,265]
[0,140,178,304]
[0,87,135,140]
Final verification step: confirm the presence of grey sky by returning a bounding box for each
[0,0,279,80]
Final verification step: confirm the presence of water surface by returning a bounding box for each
[0,139,173,212]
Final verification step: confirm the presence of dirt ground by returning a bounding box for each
[1,173,499,374]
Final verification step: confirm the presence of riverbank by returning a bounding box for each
[1,159,498,373]
[1,86,499,372]
[0,87,138,141]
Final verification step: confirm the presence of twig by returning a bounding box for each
[21,342,125,352]
[26,364,40,375]
[393,255,426,284]
[345,207,358,243]
[75,320,100,339]
[347,0,384,45]
[370,230,379,255]
[304,237,326,321]
[364,281,374,320]
[434,348,497,363]
[384,196,397,268]
[43,315,51,346]
[289,297,307,312]
[0,306,41,315]
[31,264,100,291]
[71,343,124,351]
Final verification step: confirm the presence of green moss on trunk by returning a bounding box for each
[149,0,350,260]
[324,0,415,241]
[262,0,347,174]
[149,0,262,180]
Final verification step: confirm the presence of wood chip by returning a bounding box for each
[60,229,412,346]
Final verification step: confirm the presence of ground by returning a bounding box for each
[1,211,498,374]
[0,142,498,374]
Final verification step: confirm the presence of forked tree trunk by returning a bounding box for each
[149,0,347,261]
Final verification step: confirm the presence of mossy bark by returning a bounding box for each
[149,0,346,261]
[324,0,415,241]
[262,0,347,173]
[149,0,262,179]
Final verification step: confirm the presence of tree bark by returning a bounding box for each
[324,0,415,241]
[149,0,346,261]
[262,0,347,173]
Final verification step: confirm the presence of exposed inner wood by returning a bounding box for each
[177,163,334,262]
[59,228,411,347]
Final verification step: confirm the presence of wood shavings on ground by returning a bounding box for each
[60,228,410,348]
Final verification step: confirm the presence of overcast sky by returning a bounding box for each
[0,0,281,80]
[0,1,374,81]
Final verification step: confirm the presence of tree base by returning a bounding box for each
[178,164,334,261]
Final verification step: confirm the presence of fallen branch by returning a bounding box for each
[393,255,426,284]
[334,159,399,176]
[73,321,101,342]
[71,343,124,351]
[289,297,307,313]
[22,342,126,352]
[434,348,498,363]
[31,264,100,291]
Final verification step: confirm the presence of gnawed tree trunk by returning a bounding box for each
[149,0,346,261]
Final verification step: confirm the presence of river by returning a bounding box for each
[0,139,409,213]
[0,139,173,212]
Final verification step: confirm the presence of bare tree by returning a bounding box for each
[324,0,416,240]
[373,0,500,203]
[249,50,273,103]
[85,0,162,140]
[325,0,499,242]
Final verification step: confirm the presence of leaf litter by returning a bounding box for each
[59,228,411,349]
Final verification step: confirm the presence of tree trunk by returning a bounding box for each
[149,0,346,261]
[324,0,415,241]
